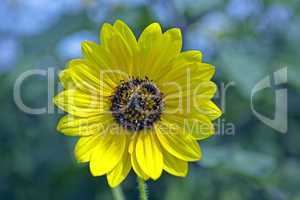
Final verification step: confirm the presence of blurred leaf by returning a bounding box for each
[219,45,268,97]
[201,146,276,178]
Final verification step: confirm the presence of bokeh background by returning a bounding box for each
[1,0,299,199]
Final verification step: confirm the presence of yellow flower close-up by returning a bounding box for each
[53,20,222,188]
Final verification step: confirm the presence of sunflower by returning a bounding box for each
[54,20,222,188]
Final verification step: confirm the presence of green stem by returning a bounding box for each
[137,177,148,200]
[112,186,126,200]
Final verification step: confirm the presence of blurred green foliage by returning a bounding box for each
[0,0,299,200]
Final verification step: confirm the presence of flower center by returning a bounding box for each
[110,77,163,131]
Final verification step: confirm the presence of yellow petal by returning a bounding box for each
[148,28,182,81]
[158,63,214,86]
[128,133,138,154]
[100,23,133,74]
[67,59,114,96]
[113,20,138,53]
[90,133,126,176]
[193,81,217,101]
[107,148,131,188]
[164,81,217,101]
[138,25,182,80]
[156,124,202,161]
[162,28,182,55]
[198,101,222,120]
[131,149,149,180]
[108,36,133,73]
[100,23,116,46]
[129,133,149,180]
[57,114,112,136]
[172,50,202,66]
[138,23,162,50]
[74,134,101,163]
[191,63,215,81]
[81,41,101,65]
[81,41,110,69]
[113,20,139,76]
[161,113,215,141]
[137,23,162,77]
[81,41,128,88]
[163,150,188,177]
[53,89,107,117]
[59,69,75,89]
[154,50,202,83]
[136,132,163,180]
[184,115,215,140]
[81,41,127,84]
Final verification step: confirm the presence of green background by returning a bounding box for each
[0,0,299,199]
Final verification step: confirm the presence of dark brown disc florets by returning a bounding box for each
[110,77,163,131]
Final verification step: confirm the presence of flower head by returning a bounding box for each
[54,20,222,187]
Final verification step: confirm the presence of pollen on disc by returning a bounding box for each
[110,77,164,131]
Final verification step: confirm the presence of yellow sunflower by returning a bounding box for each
[54,20,222,188]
